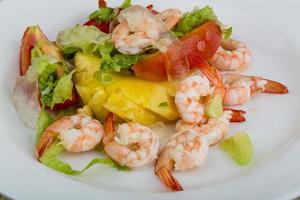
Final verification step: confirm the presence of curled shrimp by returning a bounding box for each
[36,114,104,159]
[176,111,232,146]
[209,39,252,71]
[103,113,159,169]
[199,111,231,146]
[155,129,209,191]
[222,73,289,106]
[175,73,212,125]
[112,5,181,55]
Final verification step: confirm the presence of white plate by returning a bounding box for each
[0,0,300,199]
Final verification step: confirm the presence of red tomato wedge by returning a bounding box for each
[98,0,107,8]
[51,90,79,111]
[19,26,48,76]
[84,19,110,33]
[133,21,222,81]
[146,4,160,15]
[20,26,78,110]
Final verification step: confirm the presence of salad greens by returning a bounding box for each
[221,132,253,165]
[35,109,54,146]
[120,0,132,9]
[35,108,130,175]
[56,25,110,55]
[32,55,74,108]
[173,6,232,39]
[39,140,129,175]
[51,71,75,108]
[173,6,217,37]
[57,26,140,72]
[89,7,115,23]
[89,0,132,23]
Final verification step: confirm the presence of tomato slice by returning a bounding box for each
[146,4,160,15]
[133,53,167,81]
[98,0,107,8]
[19,26,48,76]
[51,90,78,110]
[133,21,222,81]
[181,21,222,67]
[84,19,110,33]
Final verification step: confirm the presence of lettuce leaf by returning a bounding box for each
[32,55,74,108]
[97,40,140,72]
[35,109,54,146]
[222,26,233,40]
[51,71,75,108]
[89,7,114,22]
[120,0,131,9]
[56,25,110,55]
[40,140,130,175]
[221,131,253,165]
[101,53,140,72]
[173,6,217,37]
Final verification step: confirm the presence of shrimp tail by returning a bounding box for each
[194,61,226,100]
[36,131,58,159]
[156,166,183,192]
[155,148,183,191]
[224,108,246,123]
[262,79,289,94]
[103,112,116,144]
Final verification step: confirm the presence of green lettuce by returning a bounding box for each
[120,0,131,9]
[101,53,140,72]
[89,7,114,22]
[51,71,75,108]
[173,6,217,37]
[89,0,131,23]
[40,140,130,175]
[221,131,253,165]
[56,25,110,55]
[35,109,54,146]
[97,40,140,72]
[222,26,233,40]
[32,55,74,108]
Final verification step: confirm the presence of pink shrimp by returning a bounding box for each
[222,73,289,106]
[209,39,252,71]
[36,114,104,159]
[155,128,209,191]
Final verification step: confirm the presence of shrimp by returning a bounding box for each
[176,111,232,146]
[222,73,289,106]
[209,39,252,71]
[199,111,231,146]
[103,113,159,169]
[175,73,212,125]
[112,5,181,55]
[155,129,209,191]
[36,114,104,159]
[158,9,182,30]
[112,21,152,55]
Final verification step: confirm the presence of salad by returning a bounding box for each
[12,0,289,191]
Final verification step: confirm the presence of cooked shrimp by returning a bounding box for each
[112,21,152,55]
[36,114,104,159]
[155,129,209,191]
[175,120,201,133]
[199,110,231,146]
[222,73,289,106]
[209,39,252,71]
[159,9,182,30]
[176,111,232,146]
[103,113,159,169]
[113,5,181,55]
[175,73,212,125]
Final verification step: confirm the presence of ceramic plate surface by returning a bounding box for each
[0,0,300,199]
